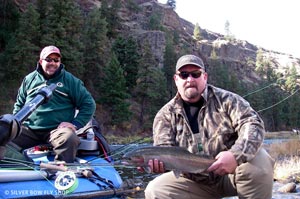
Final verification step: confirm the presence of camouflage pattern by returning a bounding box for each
[153,84,265,165]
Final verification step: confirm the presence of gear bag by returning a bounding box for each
[76,117,112,162]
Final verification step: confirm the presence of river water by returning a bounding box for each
[112,138,300,199]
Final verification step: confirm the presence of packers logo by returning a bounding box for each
[56,82,63,87]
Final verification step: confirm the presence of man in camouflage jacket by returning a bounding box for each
[145,54,274,199]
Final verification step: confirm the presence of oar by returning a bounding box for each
[0,169,48,182]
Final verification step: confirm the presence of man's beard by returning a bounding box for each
[184,87,200,99]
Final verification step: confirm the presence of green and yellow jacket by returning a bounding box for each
[13,63,96,130]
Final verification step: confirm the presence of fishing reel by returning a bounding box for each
[55,171,78,194]
[0,84,57,159]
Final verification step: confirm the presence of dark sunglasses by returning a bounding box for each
[44,57,60,63]
[177,70,203,79]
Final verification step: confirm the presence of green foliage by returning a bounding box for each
[255,48,277,82]
[255,48,266,74]
[100,0,121,38]
[208,59,231,89]
[148,12,163,31]
[39,0,85,77]
[112,36,140,92]
[0,0,20,51]
[3,3,40,82]
[0,0,299,133]
[193,23,201,40]
[126,0,141,13]
[81,7,109,99]
[163,36,177,98]
[100,54,131,125]
[134,42,168,128]
[285,65,298,92]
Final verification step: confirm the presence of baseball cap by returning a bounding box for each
[40,45,61,60]
[175,54,205,71]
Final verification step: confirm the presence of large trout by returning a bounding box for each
[122,146,215,174]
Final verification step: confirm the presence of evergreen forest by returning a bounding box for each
[0,0,299,135]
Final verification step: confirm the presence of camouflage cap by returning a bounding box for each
[40,45,61,60]
[175,54,205,71]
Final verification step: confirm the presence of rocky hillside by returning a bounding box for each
[134,1,299,84]
[14,0,300,85]
[121,0,300,84]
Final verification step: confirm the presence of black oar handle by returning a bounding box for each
[14,83,57,123]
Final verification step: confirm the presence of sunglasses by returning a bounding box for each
[177,70,203,79]
[44,57,60,63]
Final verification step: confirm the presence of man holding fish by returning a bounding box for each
[143,54,274,198]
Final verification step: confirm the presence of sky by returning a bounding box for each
[157,0,300,58]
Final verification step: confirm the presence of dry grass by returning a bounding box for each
[268,139,300,158]
[274,156,300,181]
[267,139,300,182]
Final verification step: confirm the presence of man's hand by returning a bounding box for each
[148,159,165,173]
[58,122,76,131]
[137,159,165,173]
[207,151,237,176]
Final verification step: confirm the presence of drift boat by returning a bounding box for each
[0,127,139,199]
[0,84,140,199]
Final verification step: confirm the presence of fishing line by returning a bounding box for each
[242,76,288,98]
[257,88,300,113]
[86,137,150,163]
[243,83,276,98]
[2,157,39,166]
[241,79,300,113]
[109,138,151,158]
[0,159,55,188]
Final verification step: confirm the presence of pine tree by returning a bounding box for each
[148,12,163,30]
[82,7,109,99]
[285,65,298,92]
[112,36,140,92]
[163,36,177,98]
[100,0,121,38]
[134,42,168,128]
[193,23,201,40]
[224,20,234,41]
[0,0,20,52]
[38,0,85,77]
[255,48,276,82]
[0,0,21,110]
[4,3,40,82]
[100,53,131,125]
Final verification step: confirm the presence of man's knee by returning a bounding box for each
[50,128,80,146]
[145,172,179,199]
[64,130,80,145]
[145,179,158,199]
[235,148,274,198]
[240,148,274,181]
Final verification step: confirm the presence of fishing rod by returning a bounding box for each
[86,137,151,163]
[258,87,300,113]
[0,83,57,159]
